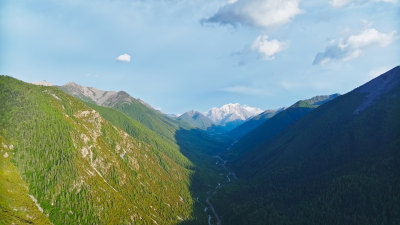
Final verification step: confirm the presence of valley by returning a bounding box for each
[1,66,400,225]
[205,155,235,225]
[2,0,399,223]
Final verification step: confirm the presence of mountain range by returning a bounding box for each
[1,66,399,225]
[224,94,340,159]
[60,82,263,133]
[204,103,263,131]
[178,103,265,133]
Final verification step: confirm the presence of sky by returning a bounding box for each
[1,0,399,114]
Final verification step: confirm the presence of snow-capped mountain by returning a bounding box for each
[204,103,263,126]
[32,80,53,86]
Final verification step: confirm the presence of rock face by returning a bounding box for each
[59,82,135,107]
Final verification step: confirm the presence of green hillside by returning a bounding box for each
[85,101,230,222]
[0,76,199,224]
[0,135,52,225]
[110,98,185,141]
[213,67,400,224]
[178,111,214,131]
[86,102,191,167]
[59,82,233,153]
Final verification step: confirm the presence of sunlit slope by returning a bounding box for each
[0,135,52,225]
[59,83,191,142]
[86,102,192,167]
[0,76,195,224]
[60,79,232,224]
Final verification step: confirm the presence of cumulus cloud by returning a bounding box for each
[250,35,288,60]
[313,28,397,65]
[116,53,131,62]
[202,0,303,28]
[330,0,398,7]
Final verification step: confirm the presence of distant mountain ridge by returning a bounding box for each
[59,82,186,142]
[225,93,340,159]
[178,110,214,130]
[203,103,263,131]
[228,107,285,139]
[205,103,263,124]
[59,82,137,108]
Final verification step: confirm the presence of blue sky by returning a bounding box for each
[1,0,399,114]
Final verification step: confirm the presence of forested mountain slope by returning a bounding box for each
[224,94,339,159]
[0,76,197,224]
[228,107,284,140]
[214,66,400,225]
[178,111,214,131]
[59,82,191,142]
[86,101,229,219]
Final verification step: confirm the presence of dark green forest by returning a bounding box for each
[213,66,400,225]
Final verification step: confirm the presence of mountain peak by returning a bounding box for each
[61,82,118,105]
[64,81,79,87]
[32,80,53,86]
[204,103,263,126]
[178,110,214,130]
[184,110,200,116]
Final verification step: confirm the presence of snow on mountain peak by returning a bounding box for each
[32,80,53,86]
[204,103,263,125]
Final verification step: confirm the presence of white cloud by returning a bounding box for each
[250,35,288,60]
[330,0,398,7]
[330,0,352,7]
[203,0,303,28]
[313,28,397,65]
[221,85,271,96]
[116,53,131,62]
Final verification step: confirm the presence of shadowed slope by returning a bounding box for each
[214,66,400,225]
